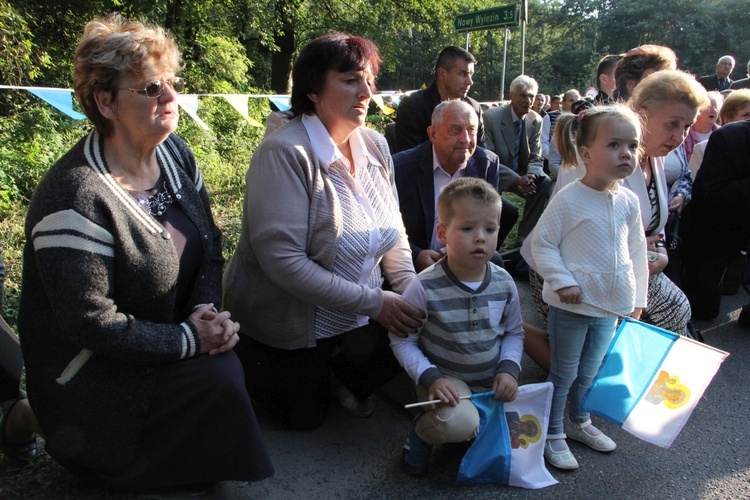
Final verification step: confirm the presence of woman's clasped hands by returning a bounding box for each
[190,303,240,355]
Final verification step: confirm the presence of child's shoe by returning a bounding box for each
[543,434,579,470]
[401,415,432,476]
[564,417,616,452]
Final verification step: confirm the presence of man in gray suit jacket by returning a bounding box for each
[483,75,551,244]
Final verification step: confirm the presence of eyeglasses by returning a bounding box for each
[126,77,186,98]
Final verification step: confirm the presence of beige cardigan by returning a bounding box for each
[222,117,415,349]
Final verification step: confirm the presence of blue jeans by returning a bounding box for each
[547,306,616,435]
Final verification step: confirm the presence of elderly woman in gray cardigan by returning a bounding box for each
[223,33,422,430]
[16,14,272,489]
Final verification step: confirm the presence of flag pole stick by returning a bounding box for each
[404,394,473,409]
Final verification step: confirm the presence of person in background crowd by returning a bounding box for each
[548,95,562,111]
[729,59,750,89]
[680,120,750,320]
[689,89,750,179]
[483,75,551,247]
[594,54,623,104]
[683,91,722,164]
[16,14,274,489]
[223,33,423,431]
[697,55,735,92]
[542,89,579,185]
[533,93,547,117]
[395,46,484,153]
[612,45,677,102]
[393,100,519,270]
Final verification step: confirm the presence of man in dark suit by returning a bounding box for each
[697,55,735,91]
[482,75,551,245]
[729,60,750,89]
[393,100,520,272]
[394,46,485,153]
[680,120,750,320]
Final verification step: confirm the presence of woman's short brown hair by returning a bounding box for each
[613,45,677,101]
[73,13,182,137]
[290,33,380,115]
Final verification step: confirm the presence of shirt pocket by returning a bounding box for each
[488,300,508,327]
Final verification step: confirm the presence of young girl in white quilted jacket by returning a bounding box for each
[531,104,649,470]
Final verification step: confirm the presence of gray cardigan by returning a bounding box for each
[18,131,223,473]
[223,117,415,349]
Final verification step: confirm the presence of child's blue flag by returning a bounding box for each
[582,318,728,448]
[457,382,557,489]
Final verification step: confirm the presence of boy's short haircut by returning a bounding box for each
[438,177,502,226]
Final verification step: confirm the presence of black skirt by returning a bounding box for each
[84,350,274,490]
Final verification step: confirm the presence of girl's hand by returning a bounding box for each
[493,373,518,402]
[647,251,668,275]
[630,307,643,320]
[428,378,461,407]
[557,286,582,304]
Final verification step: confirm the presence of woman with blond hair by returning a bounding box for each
[622,70,708,334]
[16,14,273,489]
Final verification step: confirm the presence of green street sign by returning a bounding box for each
[454,5,519,32]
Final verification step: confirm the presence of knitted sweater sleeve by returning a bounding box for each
[530,192,579,291]
[27,190,201,363]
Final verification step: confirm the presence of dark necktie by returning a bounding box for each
[513,119,522,171]
[719,78,728,91]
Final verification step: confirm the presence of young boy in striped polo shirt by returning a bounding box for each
[390,177,525,476]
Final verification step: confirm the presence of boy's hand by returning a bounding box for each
[428,378,461,407]
[492,372,518,402]
[556,285,582,304]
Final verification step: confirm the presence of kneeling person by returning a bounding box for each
[389,177,525,475]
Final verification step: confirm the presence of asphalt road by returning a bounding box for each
[208,277,750,500]
[4,277,748,499]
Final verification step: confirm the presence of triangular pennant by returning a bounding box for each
[222,95,263,127]
[27,89,86,120]
[176,94,210,131]
[370,95,394,115]
[268,96,291,112]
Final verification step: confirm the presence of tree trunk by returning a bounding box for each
[270,24,294,94]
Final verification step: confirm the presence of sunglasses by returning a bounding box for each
[126,77,186,98]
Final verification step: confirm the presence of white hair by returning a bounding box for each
[717,55,735,65]
[509,75,539,95]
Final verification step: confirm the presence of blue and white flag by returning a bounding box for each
[457,382,557,489]
[582,318,728,448]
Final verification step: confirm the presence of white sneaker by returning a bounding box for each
[564,418,616,452]
[337,384,375,418]
[544,434,579,470]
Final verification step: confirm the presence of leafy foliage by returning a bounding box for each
[2,0,750,327]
